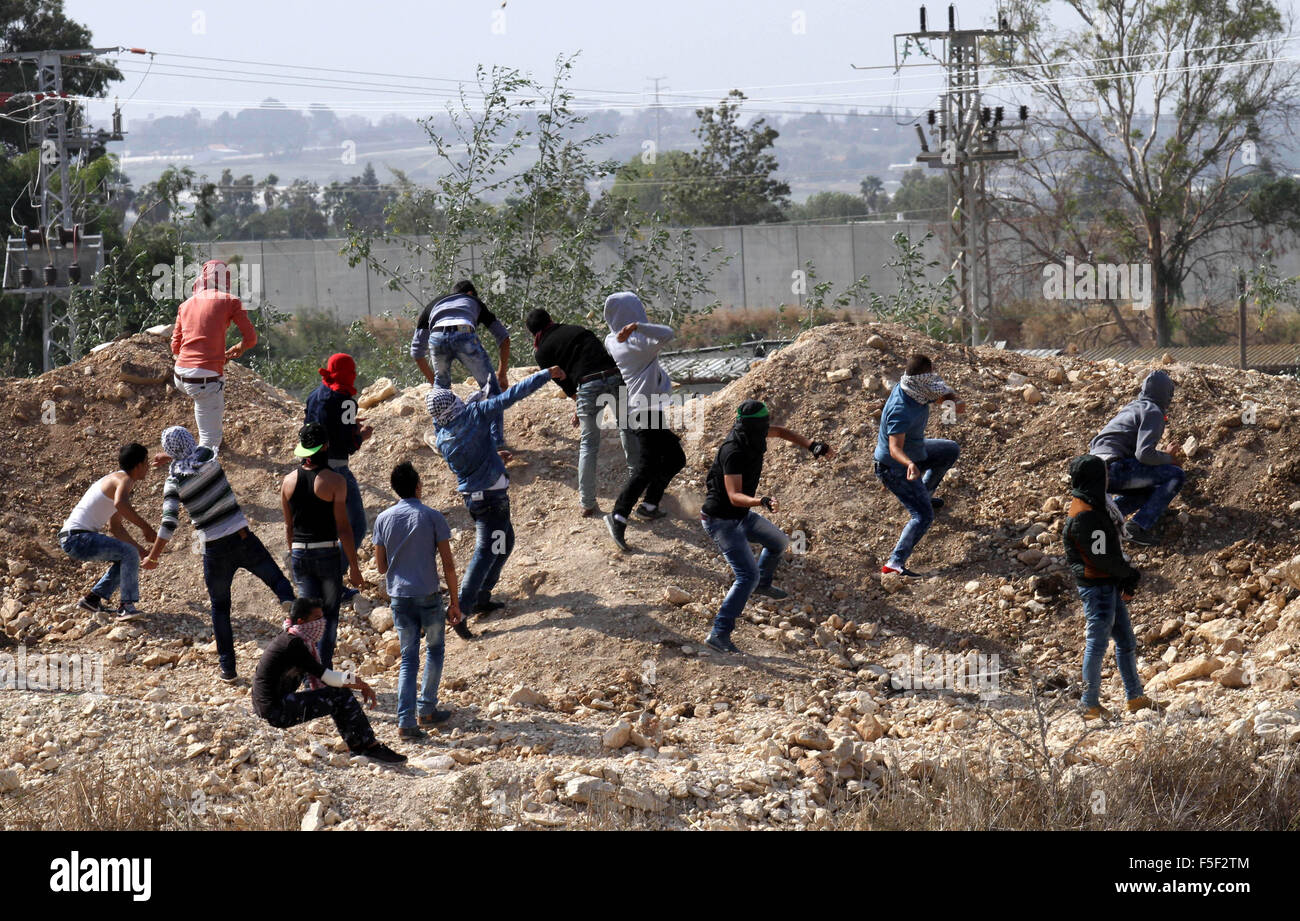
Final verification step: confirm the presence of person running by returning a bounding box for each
[873,354,964,577]
[411,279,511,449]
[305,352,373,601]
[171,259,258,451]
[1062,454,1165,720]
[601,291,686,551]
[251,597,405,764]
[59,442,156,619]
[525,308,625,517]
[373,462,462,738]
[1088,369,1185,546]
[142,426,296,682]
[280,422,364,668]
[700,400,834,654]
[425,364,565,639]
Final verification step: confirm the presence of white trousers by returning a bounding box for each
[178,376,226,449]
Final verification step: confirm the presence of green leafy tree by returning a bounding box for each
[889,168,947,219]
[665,90,790,226]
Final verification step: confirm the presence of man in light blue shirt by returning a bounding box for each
[373,461,461,737]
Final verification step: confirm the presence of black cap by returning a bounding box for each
[295,421,328,458]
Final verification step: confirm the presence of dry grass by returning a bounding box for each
[839,733,1300,831]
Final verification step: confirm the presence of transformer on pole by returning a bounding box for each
[889,6,1024,346]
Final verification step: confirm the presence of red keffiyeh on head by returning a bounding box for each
[319,353,357,396]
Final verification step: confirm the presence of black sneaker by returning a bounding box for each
[219,669,238,683]
[636,503,668,520]
[930,497,945,510]
[77,594,105,614]
[1123,521,1159,546]
[418,709,454,727]
[397,726,426,740]
[754,584,789,600]
[705,633,741,654]
[472,600,505,615]
[360,742,407,764]
[604,513,631,551]
[453,620,476,640]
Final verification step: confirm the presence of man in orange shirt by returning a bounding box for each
[171,259,258,451]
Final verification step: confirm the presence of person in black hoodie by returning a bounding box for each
[699,400,834,654]
[525,308,624,517]
[1062,454,1164,720]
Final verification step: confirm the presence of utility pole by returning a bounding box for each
[2,47,137,370]
[888,5,1024,346]
[646,75,668,151]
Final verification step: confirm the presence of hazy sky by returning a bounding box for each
[65,0,1000,121]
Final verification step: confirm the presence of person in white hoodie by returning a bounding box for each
[601,291,686,550]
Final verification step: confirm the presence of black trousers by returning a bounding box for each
[614,417,686,518]
[264,686,375,752]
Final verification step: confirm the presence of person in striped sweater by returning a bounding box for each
[142,425,296,682]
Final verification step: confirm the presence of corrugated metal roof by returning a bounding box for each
[1076,344,1300,369]
[660,340,794,384]
[1011,348,1065,358]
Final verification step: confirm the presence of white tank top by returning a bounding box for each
[62,475,120,534]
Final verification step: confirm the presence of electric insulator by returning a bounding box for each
[18,266,32,287]
[68,264,82,285]
[920,5,928,32]
[994,106,1004,124]
[43,264,57,286]
[927,110,937,126]
[980,107,991,125]
[1019,104,1029,120]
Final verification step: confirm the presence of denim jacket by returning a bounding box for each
[434,369,550,495]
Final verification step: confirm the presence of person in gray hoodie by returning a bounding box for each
[601,291,686,550]
[1087,370,1185,546]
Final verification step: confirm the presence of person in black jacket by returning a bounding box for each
[526,308,625,517]
[1062,455,1164,720]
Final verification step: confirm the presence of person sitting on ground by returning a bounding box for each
[1087,369,1185,547]
[602,291,687,551]
[872,354,964,576]
[699,400,834,654]
[411,279,512,450]
[142,425,296,682]
[525,307,625,518]
[1062,454,1165,720]
[59,442,157,619]
[280,422,365,668]
[373,461,463,739]
[425,364,566,639]
[251,597,405,764]
[305,352,373,604]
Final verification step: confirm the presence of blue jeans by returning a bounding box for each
[61,531,140,605]
[1078,583,1144,707]
[203,529,295,675]
[430,329,504,447]
[291,547,343,668]
[333,465,367,579]
[391,593,447,728]
[459,491,514,611]
[702,511,789,636]
[875,438,960,569]
[574,375,622,510]
[1105,458,1185,530]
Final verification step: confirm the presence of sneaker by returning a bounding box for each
[754,584,789,600]
[704,633,741,654]
[219,669,238,683]
[77,593,106,614]
[930,497,945,510]
[1122,521,1159,546]
[580,506,602,518]
[1081,704,1112,721]
[453,620,476,640]
[114,603,145,622]
[472,600,505,615]
[418,709,454,727]
[604,513,631,551]
[360,742,407,764]
[1125,695,1169,714]
[397,726,426,740]
[340,587,360,607]
[880,564,922,578]
[635,503,667,520]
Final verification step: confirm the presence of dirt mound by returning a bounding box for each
[2,322,1298,830]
